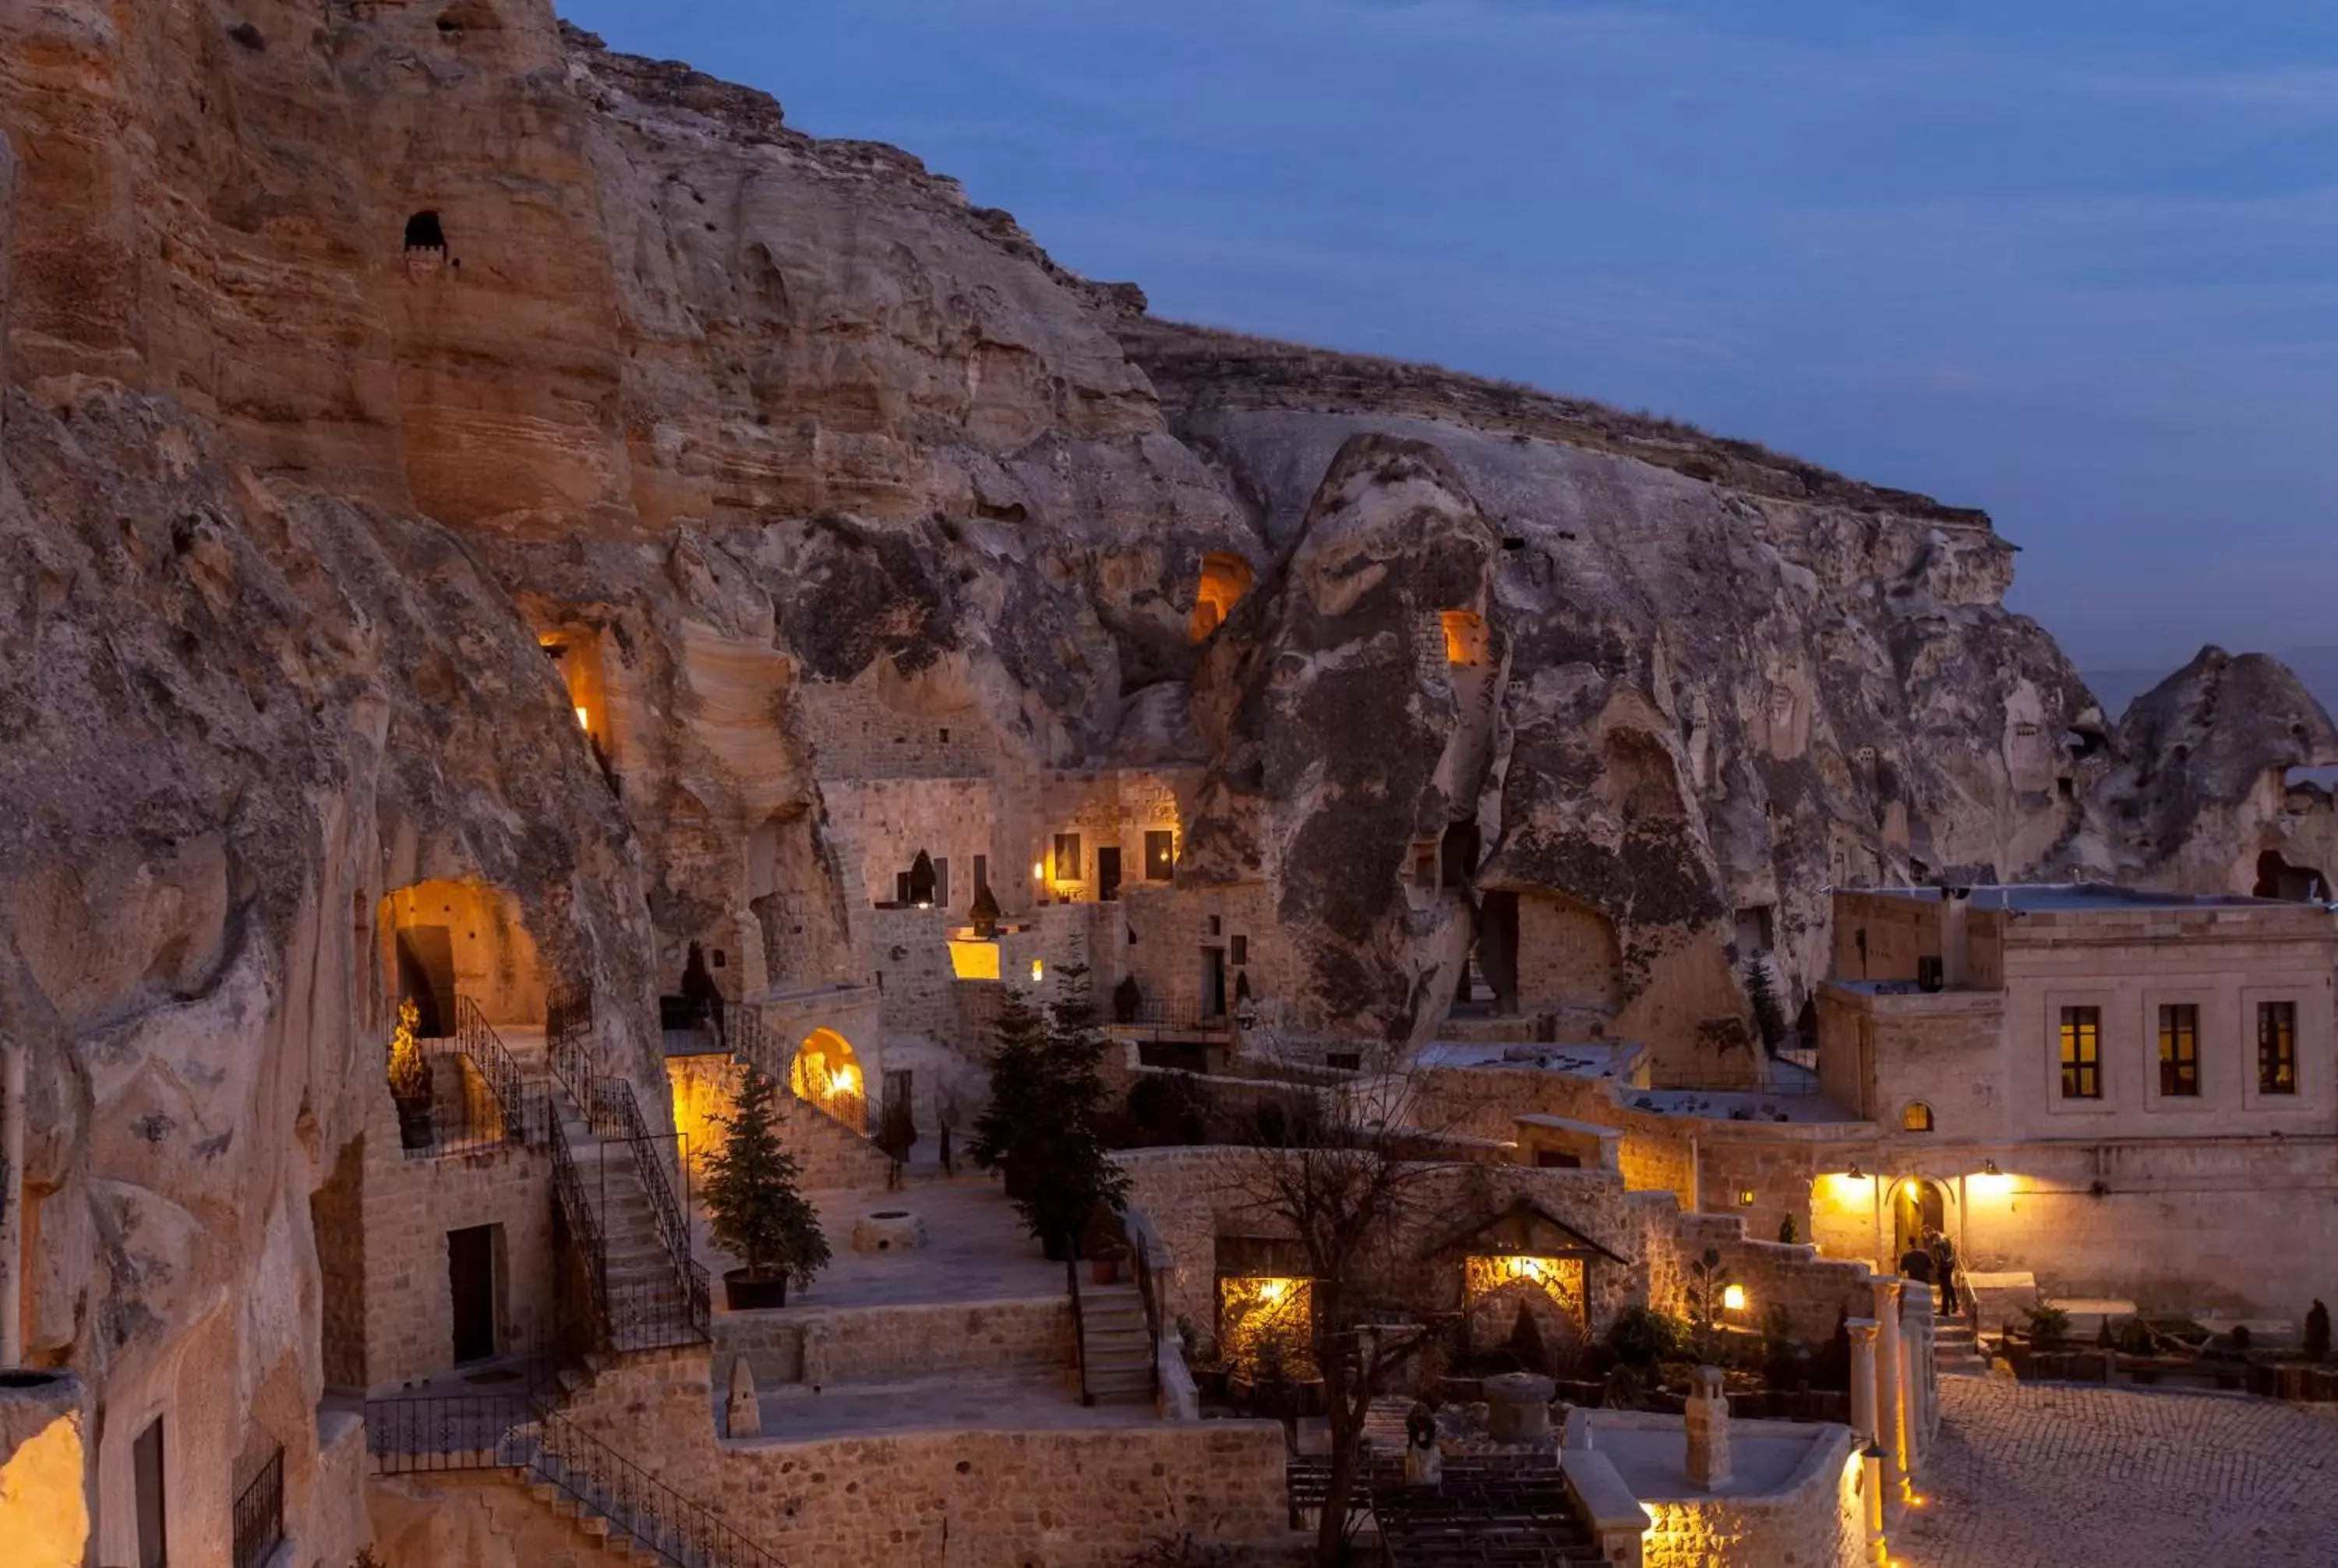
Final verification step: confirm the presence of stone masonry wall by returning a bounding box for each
[557,1347,1291,1564]
[1515,890,1624,1014]
[1634,1418,1866,1568]
[715,1296,1072,1389]
[666,1051,894,1192]
[354,1081,558,1390]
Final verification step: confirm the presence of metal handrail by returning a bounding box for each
[456,995,529,1145]
[547,1107,612,1342]
[546,982,596,1112]
[231,1445,284,1568]
[595,1078,712,1345]
[1065,1255,1093,1407]
[364,1393,783,1568]
[1126,1222,1167,1405]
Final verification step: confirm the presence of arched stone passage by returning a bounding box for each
[791,1028,867,1132]
[403,210,447,252]
[1440,609,1489,667]
[377,878,542,1036]
[1189,553,1254,642]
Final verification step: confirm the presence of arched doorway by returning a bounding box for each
[1889,1176,1949,1270]
[791,1029,866,1132]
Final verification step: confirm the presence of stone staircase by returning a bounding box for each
[1935,1314,1989,1376]
[550,1092,707,1354]
[1077,1281,1158,1406]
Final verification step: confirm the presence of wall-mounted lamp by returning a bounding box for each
[1846,1164,1864,1181]
[1722,1284,1746,1313]
[1737,1188,1757,1207]
[1982,1159,2001,1177]
[1030,959,1044,983]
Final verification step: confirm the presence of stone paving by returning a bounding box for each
[1898,1375,2338,1568]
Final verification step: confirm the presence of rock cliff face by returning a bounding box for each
[0,0,2331,1552]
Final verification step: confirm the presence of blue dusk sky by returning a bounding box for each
[559,0,2338,675]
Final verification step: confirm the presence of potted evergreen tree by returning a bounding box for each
[387,998,434,1151]
[703,1066,830,1310]
[970,966,1130,1260]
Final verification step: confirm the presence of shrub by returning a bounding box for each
[1777,1214,1798,1245]
[2231,1323,2255,1353]
[1607,1305,1686,1368]
[2115,1316,2156,1357]
[2022,1303,2072,1351]
[2308,1301,2330,1361]
[1600,1362,1651,1411]
[1503,1306,1549,1376]
[1745,959,1788,1051]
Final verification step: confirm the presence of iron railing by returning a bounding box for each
[593,1078,712,1344]
[547,1108,613,1347]
[1125,1216,1167,1406]
[1107,997,1234,1035]
[456,995,529,1143]
[546,982,595,1112]
[394,995,537,1159]
[231,1444,284,1568]
[365,1393,782,1568]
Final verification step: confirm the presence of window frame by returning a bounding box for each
[2056,1003,2104,1103]
[1052,832,1082,885]
[1900,1100,1935,1133]
[2257,998,2299,1098]
[2156,1001,2202,1100]
[1143,830,1176,882]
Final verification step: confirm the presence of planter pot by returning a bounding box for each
[394,1097,434,1152]
[723,1270,789,1312]
[1090,1256,1122,1286]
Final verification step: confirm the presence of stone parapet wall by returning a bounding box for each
[558,1347,1291,1565]
[1602,1414,1866,1568]
[715,1296,1072,1389]
[354,1080,557,1390]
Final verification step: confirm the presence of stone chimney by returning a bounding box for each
[1685,1364,1732,1491]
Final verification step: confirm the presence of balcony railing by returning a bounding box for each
[365,1393,782,1568]
[1107,997,1234,1037]
[394,994,539,1160]
[592,1078,712,1346]
[546,981,596,1112]
[231,1445,284,1568]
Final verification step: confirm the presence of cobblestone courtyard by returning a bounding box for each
[1900,1376,2338,1567]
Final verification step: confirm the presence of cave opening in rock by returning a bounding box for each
[378,879,543,1037]
[1188,553,1254,642]
[2253,850,2328,902]
[792,1028,867,1132]
[1440,609,1489,666]
[403,210,447,252]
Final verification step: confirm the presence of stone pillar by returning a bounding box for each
[1872,1277,1907,1502]
[1845,1318,1881,1445]
[1861,1443,1888,1568]
[1899,1285,1937,1467]
[1683,1365,1732,1491]
[726,1354,761,1439]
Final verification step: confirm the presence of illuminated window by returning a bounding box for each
[2259,1001,2297,1095]
[2059,1006,2101,1100]
[1053,834,1082,883]
[1218,1276,1315,1378]
[947,941,1001,980]
[1902,1101,1934,1133]
[2157,1005,2199,1097]
[1440,609,1489,666]
[1145,830,1177,881]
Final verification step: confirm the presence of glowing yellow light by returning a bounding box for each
[1258,1277,1291,1304]
[1032,861,1046,884]
[1970,1167,2015,1199]
[1737,1188,1757,1207]
[1030,959,1044,982]
[948,940,1001,980]
[574,705,591,729]
[1722,1284,1747,1312]
[832,1062,862,1096]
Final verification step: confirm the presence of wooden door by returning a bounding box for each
[449,1224,497,1364]
[1097,847,1123,902]
[134,1416,167,1568]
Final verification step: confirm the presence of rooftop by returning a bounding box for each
[1415,1040,1642,1078]
[1842,882,2297,913]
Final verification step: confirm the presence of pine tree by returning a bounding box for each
[702,1066,830,1288]
[1746,959,1788,1052]
[969,966,1128,1255]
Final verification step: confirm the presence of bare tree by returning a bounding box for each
[1220,1065,1447,1566]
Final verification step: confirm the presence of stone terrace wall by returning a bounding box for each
[355,1082,557,1390]
[559,1348,1291,1565]
[715,1297,1072,1389]
[1618,1415,1866,1568]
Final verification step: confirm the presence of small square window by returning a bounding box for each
[1053,834,1082,882]
[1208,915,1222,937]
[2259,1001,2298,1095]
[1231,935,1248,966]
[2157,1004,2199,1097]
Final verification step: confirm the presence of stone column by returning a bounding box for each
[1872,1277,1907,1502]
[1845,1318,1881,1445]
[1684,1365,1732,1491]
[1899,1285,1937,1467]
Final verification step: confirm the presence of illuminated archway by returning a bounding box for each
[791,1028,867,1132]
